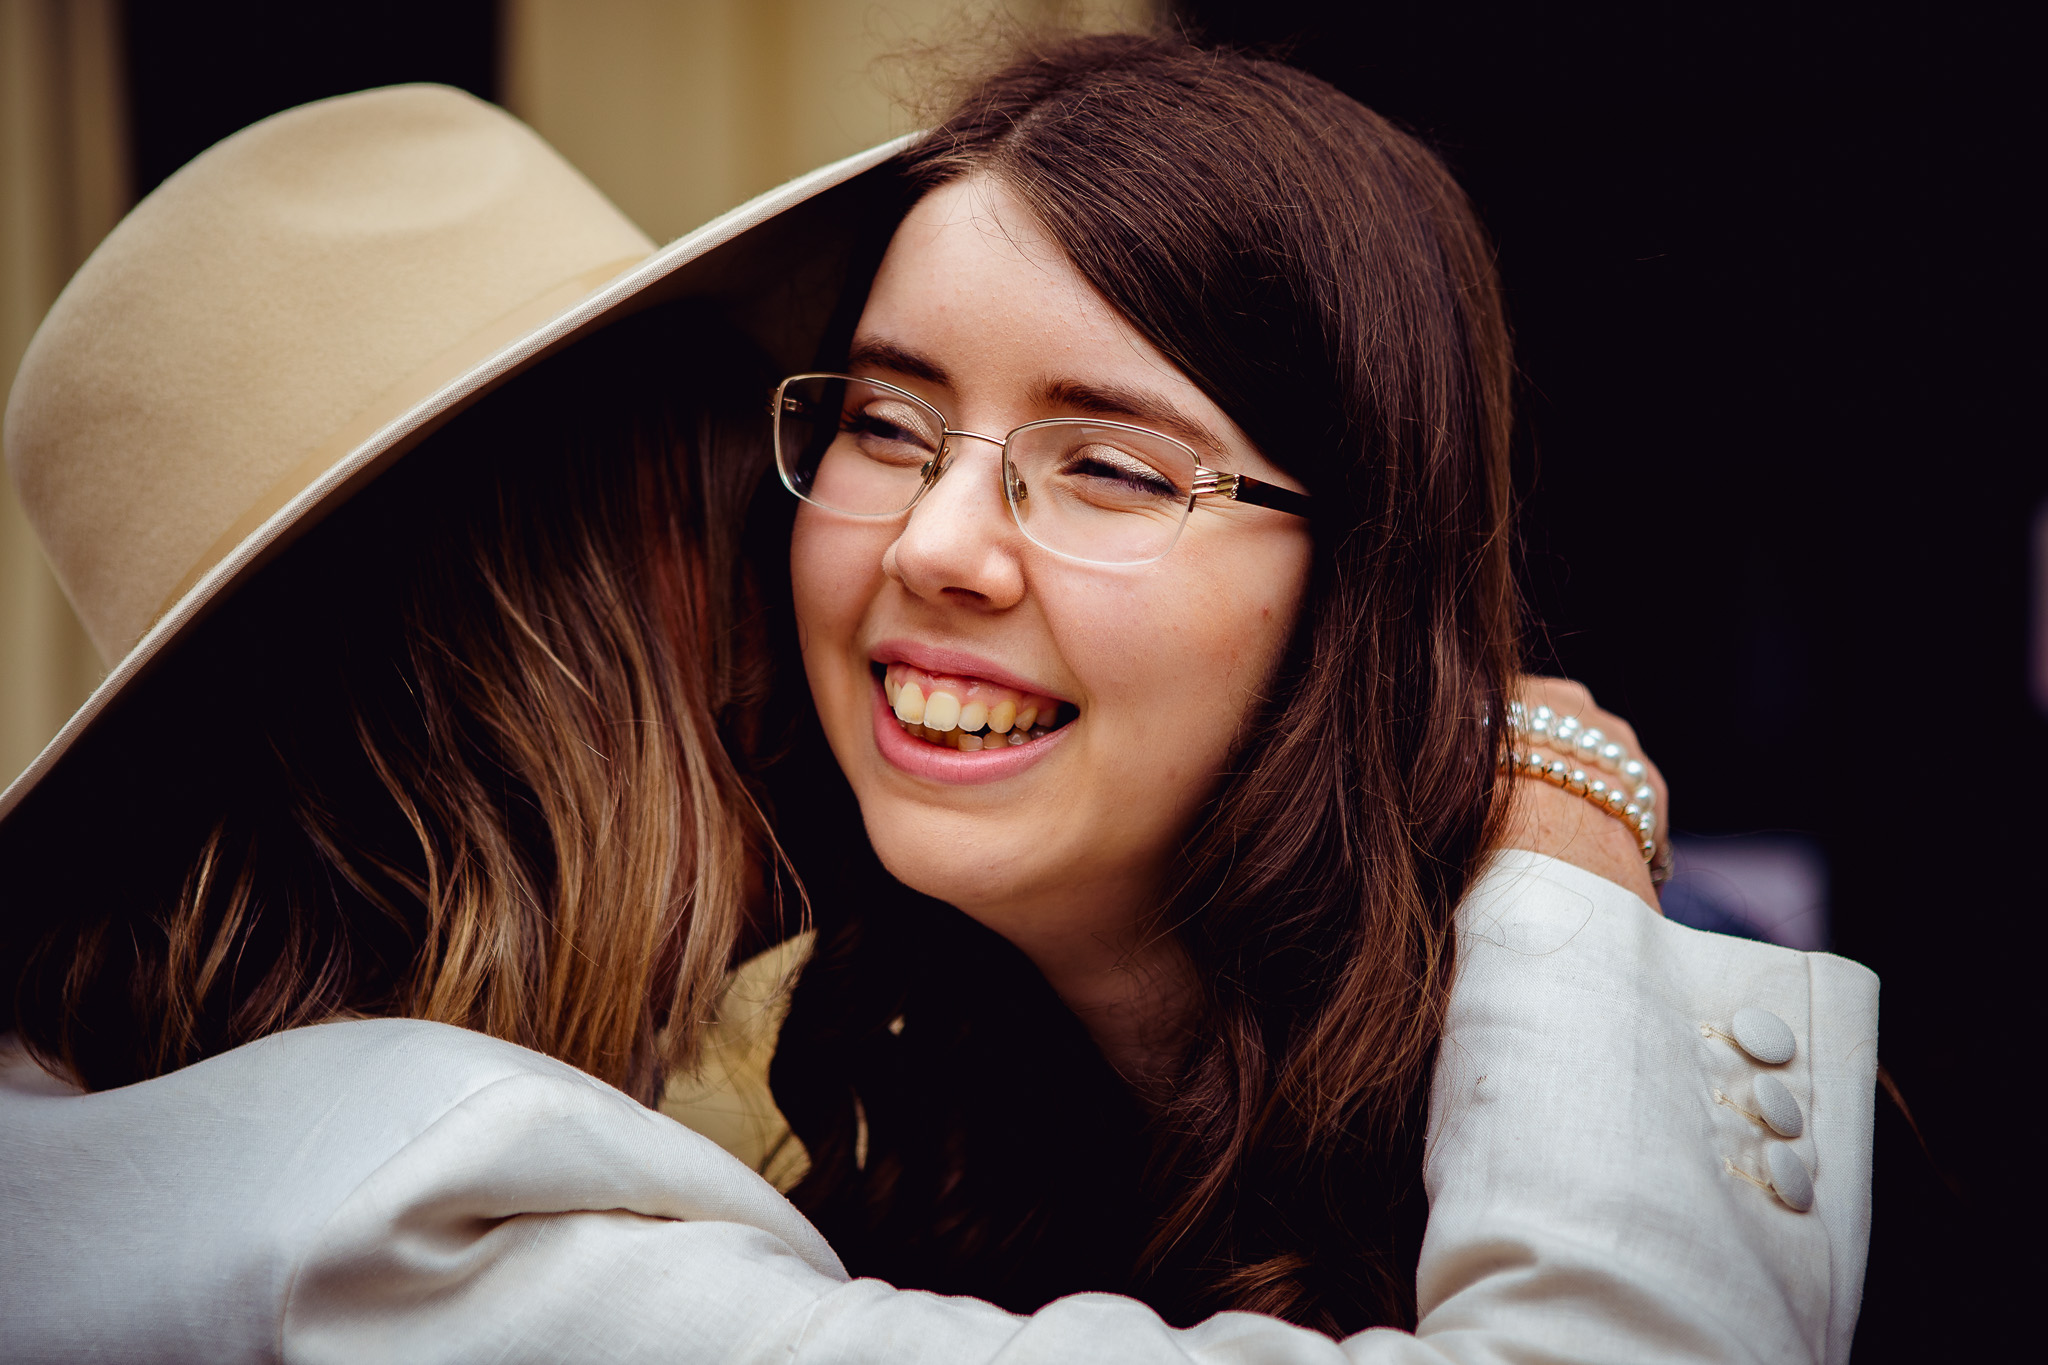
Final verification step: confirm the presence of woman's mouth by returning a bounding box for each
[876,662,1070,752]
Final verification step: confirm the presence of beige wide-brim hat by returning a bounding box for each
[1,84,908,829]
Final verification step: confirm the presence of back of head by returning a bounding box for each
[773,32,1520,1334]
[5,305,778,1106]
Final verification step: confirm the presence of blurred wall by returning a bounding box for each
[0,0,1153,791]
[502,0,1154,245]
[0,0,122,787]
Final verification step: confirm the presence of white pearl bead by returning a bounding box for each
[1620,758,1647,785]
[1638,810,1656,836]
[1633,784,1656,808]
[1598,741,1626,769]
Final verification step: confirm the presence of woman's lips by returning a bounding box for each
[869,675,1071,784]
[867,640,1068,704]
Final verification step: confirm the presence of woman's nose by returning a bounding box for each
[882,439,1026,608]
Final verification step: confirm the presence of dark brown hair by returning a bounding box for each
[3,305,780,1106]
[769,33,1520,1334]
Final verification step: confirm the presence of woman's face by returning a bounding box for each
[791,176,1312,979]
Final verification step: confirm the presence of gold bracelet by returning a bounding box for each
[1499,747,1656,863]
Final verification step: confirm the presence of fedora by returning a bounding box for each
[1,84,907,829]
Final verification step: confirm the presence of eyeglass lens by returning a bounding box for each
[775,375,1197,565]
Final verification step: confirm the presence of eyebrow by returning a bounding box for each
[1034,378,1230,464]
[846,337,951,388]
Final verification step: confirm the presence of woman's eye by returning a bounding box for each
[1061,446,1179,497]
[840,406,936,461]
[843,412,910,442]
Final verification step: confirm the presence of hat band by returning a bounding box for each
[149,253,651,635]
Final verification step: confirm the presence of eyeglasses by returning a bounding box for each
[770,373,1312,566]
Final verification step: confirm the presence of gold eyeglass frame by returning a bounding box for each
[770,372,1313,566]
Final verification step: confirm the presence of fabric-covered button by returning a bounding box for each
[1766,1142,1814,1212]
[1752,1073,1804,1138]
[1730,1006,1795,1064]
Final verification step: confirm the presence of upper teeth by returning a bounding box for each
[923,691,961,732]
[883,664,1063,742]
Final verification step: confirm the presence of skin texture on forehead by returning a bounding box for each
[790,176,1313,1080]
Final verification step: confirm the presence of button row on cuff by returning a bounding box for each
[1714,1005,1812,1211]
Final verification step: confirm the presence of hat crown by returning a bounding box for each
[4,84,654,664]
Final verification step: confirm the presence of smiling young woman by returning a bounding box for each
[794,174,1316,1069]
[765,34,1595,1330]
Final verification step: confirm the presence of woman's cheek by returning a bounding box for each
[789,512,878,719]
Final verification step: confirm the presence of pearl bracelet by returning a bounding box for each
[1500,702,1659,864]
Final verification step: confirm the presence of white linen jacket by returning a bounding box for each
[0,852,1878,1363]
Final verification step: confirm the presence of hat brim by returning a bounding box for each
[0,134,913,829]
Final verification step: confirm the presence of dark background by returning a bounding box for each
[123,1,498,197]
[121,0,2035,1355]
[1173,2,2039,1355]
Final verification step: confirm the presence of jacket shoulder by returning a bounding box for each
[0,1019,670,1360]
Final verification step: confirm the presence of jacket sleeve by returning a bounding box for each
[283,853,1876,1365]
[1413,851,1877,1365]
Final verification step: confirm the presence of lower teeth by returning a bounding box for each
[900,719,1057,750]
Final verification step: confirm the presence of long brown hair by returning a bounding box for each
[769,33,1520,1334]
[3,305,779,1105]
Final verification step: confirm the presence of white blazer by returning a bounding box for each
[0,851,1877,1363]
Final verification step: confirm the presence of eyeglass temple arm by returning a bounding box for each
[1196,470,1313,519]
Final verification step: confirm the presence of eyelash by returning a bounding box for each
[1059,448,1177,495]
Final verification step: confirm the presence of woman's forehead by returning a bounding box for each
[858,179,1268,475]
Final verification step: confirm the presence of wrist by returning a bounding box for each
[1498,701,1668,906]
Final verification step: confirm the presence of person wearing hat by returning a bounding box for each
[0,41,1872,1365]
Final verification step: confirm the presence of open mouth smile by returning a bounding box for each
[876,662,1071,751]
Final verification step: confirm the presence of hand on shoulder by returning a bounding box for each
[1498,676,1667,906]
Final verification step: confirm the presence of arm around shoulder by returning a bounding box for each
[281,902,1875,1365]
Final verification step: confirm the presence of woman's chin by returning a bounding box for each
[865,830,1034,922]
